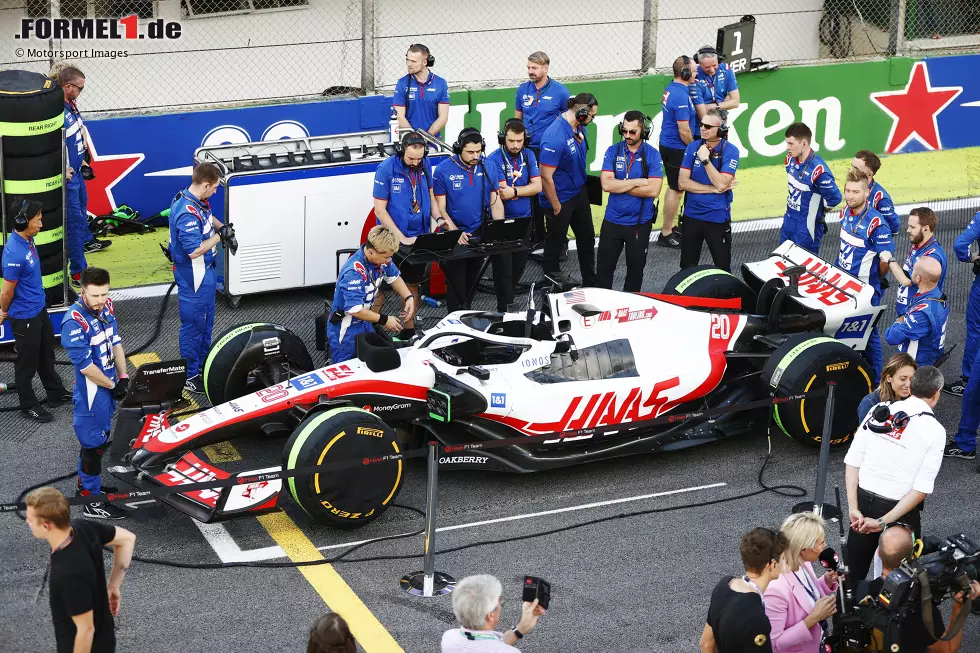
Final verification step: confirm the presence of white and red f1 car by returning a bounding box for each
[108,242,881,529]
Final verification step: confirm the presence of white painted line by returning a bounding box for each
[192,519,285,564]
[112,283,174,301]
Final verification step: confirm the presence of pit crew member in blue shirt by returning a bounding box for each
[393,44,450,139]
[169,163,231,395]
[61,66,92,284]
[943,210,980,400]
[486,119,541,310]
[61,267,130,520]
[539,93,598,287]
[837,169,892,383]
[883,258,948,369]
[678,110,739,272]
[597,111,663,291]
[852,150,899,238]
[434,128,503,312]
[373,130,448,339]
[782,122,842,254]
[514,51,569,245]
[691,46,740,122]
[328,226,414,364]
[0,199,71,424]
[881,207,946,317]
[658,56,699,249]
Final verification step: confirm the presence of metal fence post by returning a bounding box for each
[640,0,659,72]
[793,382,841,521]
[361,0,376,94]
[400,442,455,597]
[888,0,908,55]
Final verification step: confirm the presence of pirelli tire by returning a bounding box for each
[4,151,63,182]
[283,407,403,530]
[762,333,874,448]
[662,265,757,313]
[202,322,313,405]
[0,71,64,157]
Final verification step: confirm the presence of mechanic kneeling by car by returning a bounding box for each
[327,225,415,364]
[442,575,546,652]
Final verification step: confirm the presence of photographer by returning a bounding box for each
[844,366,947,582]
[700,527,787,653]
[861,525,980,652]
[441,574,545,651]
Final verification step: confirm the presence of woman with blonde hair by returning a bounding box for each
[763,513,839,653]
[857,353,917,423]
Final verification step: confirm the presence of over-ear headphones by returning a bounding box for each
[394,130,428,157]
[680,55,693,82]
[409,43,435,68]
[497,118,528,148]
[570,93,598,123]
[12,199,30,231]
[864,402,935,434]
[618,114,653,141]
[452,127,485,156]
[694,45,718,64]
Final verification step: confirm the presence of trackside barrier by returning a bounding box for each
[791,382,842,521]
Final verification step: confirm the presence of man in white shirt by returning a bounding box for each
[844,365,946,582]
[441,575,546,652]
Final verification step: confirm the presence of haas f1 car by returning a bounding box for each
[108,242,881,530]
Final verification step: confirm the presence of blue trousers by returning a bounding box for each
[66,179,88,276]
[327,318,372,364]
[178,281,216,377]
[779,214,825,255]
[863,325,882,386]
[955,344,980,453]
[962,276,980,380]
[74,386,114,494]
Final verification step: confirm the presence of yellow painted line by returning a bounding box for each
[257,512,404,653]
[201,441,242,463]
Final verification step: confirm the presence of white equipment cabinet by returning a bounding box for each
[194,129,449,306]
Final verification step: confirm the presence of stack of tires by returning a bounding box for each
[0,70,66,307]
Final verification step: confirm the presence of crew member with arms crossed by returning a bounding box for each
[836,169,892,383]
[328,226,414,364]
[884,207,947,317]
[597,111,663,291]
[393,44,449,139]
[678,109,739,272]
[434,128,503,312]
[658,56,698,249]
[372,130,448,338]
[881,257,949,367]
[539,93,599,287]
[486,119,541,310]
[781,122,841,253]
[61,267,131,521]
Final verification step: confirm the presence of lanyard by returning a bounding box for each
[624,145,640,180]
[533,78,553,107]
[504,151,526,187]
[742,575,765,607]
[452,156,475,185]
[845,202,871,237]
[793,150,816,181]
[35,530,73,603]
[407,169,421,213]
[461,630,500,641]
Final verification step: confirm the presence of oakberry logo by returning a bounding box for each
[16,15,182,40]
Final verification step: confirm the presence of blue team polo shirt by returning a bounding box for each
[392,72,450,136]
[1,231,45,319]
[433,156,494,233]
[538,117,589,209]
[601,142,663,226]
[660,81,696,150]
[680,140,739,223]
[485,147,540,219]
[693,63,739,107]
[373,155,432,238]
[515,77,570,150]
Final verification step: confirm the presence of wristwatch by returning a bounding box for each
[512,628,524,640]
[878,518,886,531]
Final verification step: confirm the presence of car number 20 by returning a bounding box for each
[710,315,731,340]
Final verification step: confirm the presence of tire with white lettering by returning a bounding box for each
[762,333,873,447]
[282,407,403,529]
[662,265,756,313]
[202,322,313,405]
[0,71,65,156]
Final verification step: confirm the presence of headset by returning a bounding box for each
[571,93,598,124]
[864,402,936,435]
[679,55,693,82]
[394,130,428,158]
[694,45,718,64]
[452,127,485,156]
[618,113,653,141]
[12,199,31,231]
[408,43,435,68]
[497,118,528,148]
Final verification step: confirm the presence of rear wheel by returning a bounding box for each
[762,333,873,447]
[282,407,403,529]
[663,265,757,312]
[202,322,313,405]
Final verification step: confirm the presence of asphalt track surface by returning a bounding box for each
[3,201,980,653]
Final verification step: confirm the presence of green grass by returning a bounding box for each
[97,147,980,289]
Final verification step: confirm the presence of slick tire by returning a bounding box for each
[762,333,873,448]
[0,71,64,156]
[283,407,403,530]
[662,265,757,313]
[202,322,313,405]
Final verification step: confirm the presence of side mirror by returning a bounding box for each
[782,265,807,294]
[571,303,601,318]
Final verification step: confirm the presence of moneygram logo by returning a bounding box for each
[16,15,182,40]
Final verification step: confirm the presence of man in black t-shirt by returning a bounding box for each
[859,525,979,653]
[701,527,788,653]
[26,487,136,653]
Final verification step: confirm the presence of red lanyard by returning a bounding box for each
[624,149,639,180]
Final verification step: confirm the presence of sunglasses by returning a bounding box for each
[700,122,720,129]
[622,129,640,135]
[67,82,84,92]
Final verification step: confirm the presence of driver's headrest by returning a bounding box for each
[355,332,401,373]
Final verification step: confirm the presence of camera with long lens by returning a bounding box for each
[826,533,980,652]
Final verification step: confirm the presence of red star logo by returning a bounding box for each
[83,138,144,217]
[870,61,961,153]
